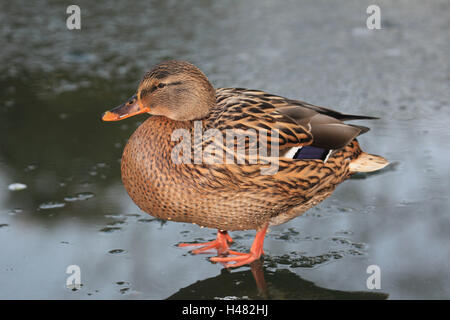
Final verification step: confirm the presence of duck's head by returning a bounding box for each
[102,60,216,122]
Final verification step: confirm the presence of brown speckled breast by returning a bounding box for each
[121,116,361,231]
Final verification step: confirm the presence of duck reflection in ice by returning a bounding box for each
[167,260,388,300]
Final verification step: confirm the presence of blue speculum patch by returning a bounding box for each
[293,146,330,161]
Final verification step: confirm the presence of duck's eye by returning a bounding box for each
[127,97,136,105]
[157,83,166,89]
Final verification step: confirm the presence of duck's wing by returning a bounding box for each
[213,88,376,152]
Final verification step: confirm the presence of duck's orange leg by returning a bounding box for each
[178,230,233,255]
[210,223,268,268]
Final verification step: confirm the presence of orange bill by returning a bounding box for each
[102,94,149,121]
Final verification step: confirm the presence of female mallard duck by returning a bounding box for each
[102,60,388,268]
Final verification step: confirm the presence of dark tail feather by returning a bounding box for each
[349,124,371,135]
[293,102,379,122]
[338,114,379,121]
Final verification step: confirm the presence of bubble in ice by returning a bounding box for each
[64,192,95,202]
[39,202,66,210]
[8,183,27,191]
[108,249,126,255]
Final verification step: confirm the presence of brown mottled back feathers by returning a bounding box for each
[212,88,373,151]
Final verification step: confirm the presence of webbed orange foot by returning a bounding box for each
[178,230,233,255]
[210,251,262,268]
[210,223,268,268]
